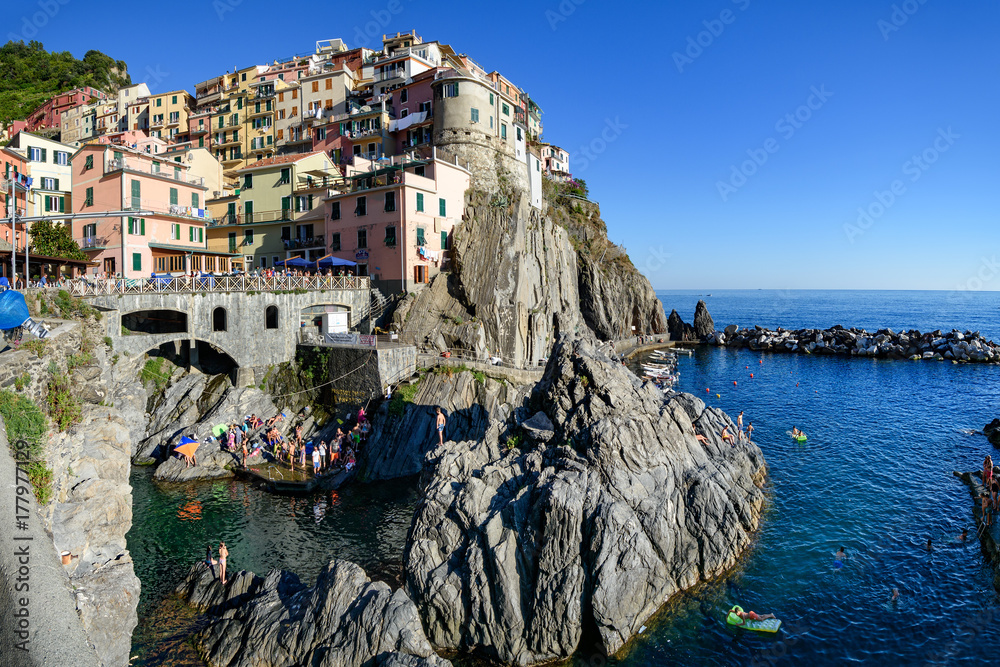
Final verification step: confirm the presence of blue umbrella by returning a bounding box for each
[177,436,197,445]
[0,291,47,339]
[277,257,313,268]
[316,254,357,268]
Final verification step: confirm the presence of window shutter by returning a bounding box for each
[85,154,93,169]
[416,192,423,212]
[439,198,446,216]
[53,178,59,190]
[308,194,314,210]
[170,188,178,205]
[59,197,65,213]
[133,253,141,271]
[416,227,425,245]
[41,148,47,162]
[441,231,448,250]
[192,193,199,208]
[199,228,204,243]
[45,197,51,212]
[189,226,194,242]
[140,219,145,235]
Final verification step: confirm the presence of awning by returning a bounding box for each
[316,254,357,268]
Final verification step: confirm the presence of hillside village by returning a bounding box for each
[1,31,575,296]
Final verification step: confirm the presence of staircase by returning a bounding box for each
[352,287,391,327]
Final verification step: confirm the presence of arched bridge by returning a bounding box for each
[75,276,375,378]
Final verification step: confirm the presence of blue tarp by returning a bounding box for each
[0,277,9,289]
[0,290,29,330]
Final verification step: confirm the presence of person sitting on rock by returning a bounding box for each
[721,426,735,447]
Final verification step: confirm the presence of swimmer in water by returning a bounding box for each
[891,588,900,604]
[959,528,969,542]
[834,546,846,568]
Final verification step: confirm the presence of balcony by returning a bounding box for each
[374,67,406,83]
[295,175,343,193]
[77,237,110,250]
[284,131,312,145]
[215,134,241,148]
[250,87,276,100]
[244,209,294,224]
[190,125,209,135]
[166,115,182,127]
[208,213,241,227]
[282,235,324,249]
[123,199,212,222]
[150,117,166,128]
[221,153,244,166]
[246,105,273,119]
[106,157,206,187]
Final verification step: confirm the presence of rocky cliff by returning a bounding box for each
[393,182,666,368]
[404,336,766,665]
[175,559,451,667]
[361,368,533,481]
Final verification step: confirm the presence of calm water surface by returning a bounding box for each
[129,290,1000,665]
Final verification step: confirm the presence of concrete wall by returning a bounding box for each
[320,344,416,412]
[95,288,371,372]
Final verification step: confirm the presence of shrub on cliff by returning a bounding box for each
[0,389,53,504]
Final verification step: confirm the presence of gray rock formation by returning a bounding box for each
[984,419,1000,447]
[361,370,532,481]
[576,252,668,340]
[43,406,140,667]
[693,300,714,340]
[152,446,244,482]
[138,375,279,463]
[175,559,451,667]
[667,309,695,342]
[405,337,767,665]
[398,192,585,369]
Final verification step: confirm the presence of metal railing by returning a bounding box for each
[69,274,370,297]
[283,236,324,249]
[106,158,206,187]
[77,236,109,249]
[415,346,546,373]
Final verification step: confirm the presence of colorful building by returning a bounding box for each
[149,90,195,144]
[25,86,107,132]
[539,144,571,179]
[69,143,233,277]
[323,153,469,293]
[61,103,98,144]
[6,132,75,228]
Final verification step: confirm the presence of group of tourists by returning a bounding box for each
[718,411,754,447]
[981,454,998,528]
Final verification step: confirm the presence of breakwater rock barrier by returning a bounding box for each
[708,325,1000,362]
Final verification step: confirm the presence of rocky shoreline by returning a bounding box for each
[707,325,1000,362]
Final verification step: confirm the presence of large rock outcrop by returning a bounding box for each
[361,369,532,481]
[693,299,714,340]
[175,559,451,667]
[667,309,695,342]
[43,405,141,667]
[397,191,585,368]
[576,251,668,340]
[404,337,766,665]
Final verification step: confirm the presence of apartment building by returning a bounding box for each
[6,132,75,226]
[539,144,571,178]
[25,86,107,132]
[70,143,229,277]
[323,154,469,293]
[149,90,195,143]
[126,98,150,133]
[61,103,98,144]
[1,148,30,277]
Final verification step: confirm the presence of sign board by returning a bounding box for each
[324,332,376,347]
[355,249,369,260]
[321,312,349,334]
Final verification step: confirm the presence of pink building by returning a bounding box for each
[26,86,107,132]
[70,143,233,277]
[323,154,469,293]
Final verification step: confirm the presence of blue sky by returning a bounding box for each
[12,0,999,290]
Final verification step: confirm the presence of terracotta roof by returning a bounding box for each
[238,152,323,172]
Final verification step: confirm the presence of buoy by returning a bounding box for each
[746,365,749,369]
[716,394,721,398]
[750,373,754,378]
[796,382,799,387]
[706,388,710,393]
[733,381,737,386]
[759,360,763,364]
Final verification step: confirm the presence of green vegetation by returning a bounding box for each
[28,219,87,260]
[103,336,113,349]
[0,41,130,127]
[140,357,170,391]
[51,289,99,320]
[66,350,93,372]
[388,380,421,417]
[20,338,47,356]
[0,390,53,505]
[13,372,30,391]
[471,370,486,385]
[45,372,81,432]
[505,433,523,450]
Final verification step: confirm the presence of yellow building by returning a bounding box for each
[148,90,194,144]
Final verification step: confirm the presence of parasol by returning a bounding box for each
[174,436,199,458]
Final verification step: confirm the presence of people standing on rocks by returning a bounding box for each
[983,455,994,490]
[218,542,229,585]
[299,441,307,469]
[288,439,297,471]
[436,407,446,445]
[981,494,992,527]
[205,545,217,576]
[312,444,322,475]
[330,434,341,468]
[737,411,744,438]
[241,439,249,468]
[746,421,754,442]
[318,441,327,473]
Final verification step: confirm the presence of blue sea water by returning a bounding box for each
[127,290,1000,666]
[578,290,1000,666]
